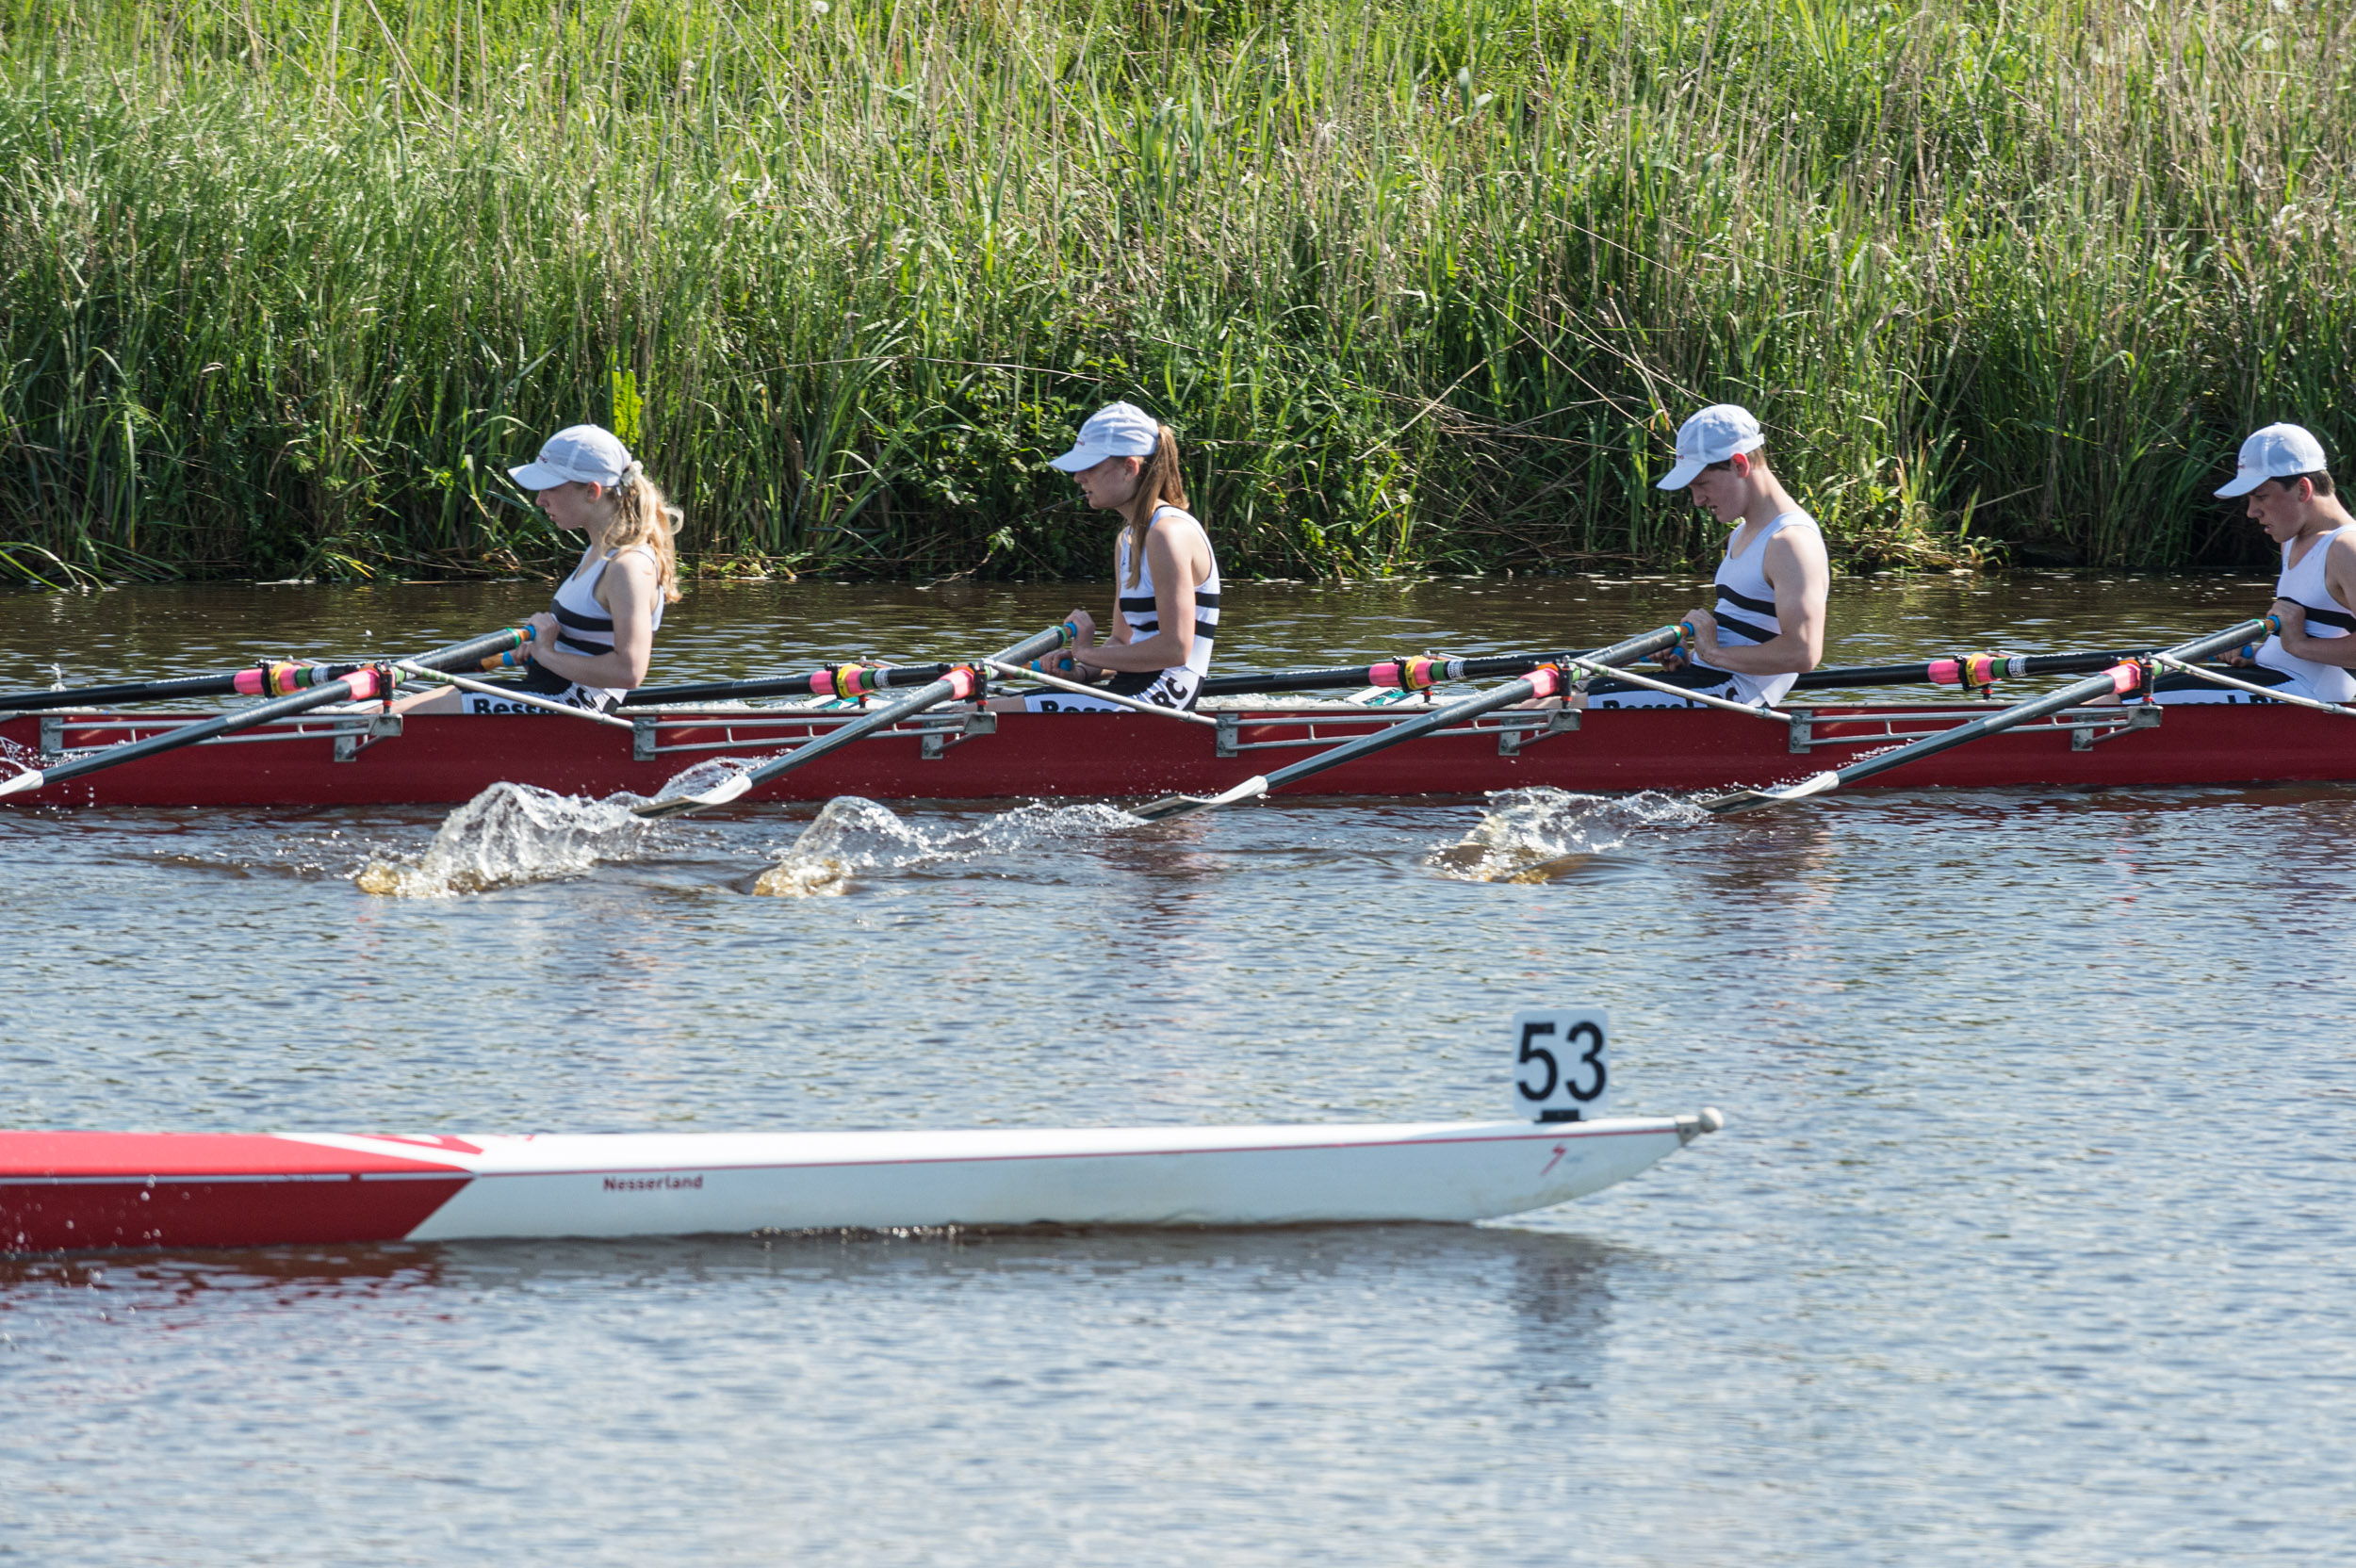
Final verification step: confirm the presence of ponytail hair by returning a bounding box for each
[1122,426,1188,588]
[595,464,684,603]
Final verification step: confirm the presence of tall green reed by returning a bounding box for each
[0,0,2348,588]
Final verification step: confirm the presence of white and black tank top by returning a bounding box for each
[517,544,664,710]
[1697,509,1818,707]
[1107,506,1220,700]
[2256,524,2356,702]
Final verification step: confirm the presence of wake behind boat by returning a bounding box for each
[1,1010,1723,1254]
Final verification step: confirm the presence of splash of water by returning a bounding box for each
[356,781,659,896]
[650,755,767,804]
[1429,787,1704,883]
[752,795,1131,897]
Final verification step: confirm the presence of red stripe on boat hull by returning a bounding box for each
[0,1133,470,1253]
[4,703,2351,808]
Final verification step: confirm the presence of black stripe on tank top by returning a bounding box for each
[2296,599,2356,633]
[553,601,615,634]
[1122,591,1220,612]
[1714,612,1778,645]
[1715,584,1777,618]
[1121,620,1219,643]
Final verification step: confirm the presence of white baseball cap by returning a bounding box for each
[1048,401,1162,472]
[2215,422,2330,498]
[1658,404,1766,491]
[509,424,639,491]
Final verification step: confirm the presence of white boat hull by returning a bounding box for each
[1,1114,1722,1253]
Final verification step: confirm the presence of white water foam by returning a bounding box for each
[356,781,661,897]
[648,755,770,804]
[1428,786,1706,882]
[754,795,1132,896]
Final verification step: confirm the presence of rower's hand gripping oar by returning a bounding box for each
[1130,623,1693,823]
[0,627,539,799]
[1697,617,2276,816]
[630,623,1076,819]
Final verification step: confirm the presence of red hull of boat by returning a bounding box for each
[4,702,2351,808]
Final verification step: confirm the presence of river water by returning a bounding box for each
[3,574,2351,1565]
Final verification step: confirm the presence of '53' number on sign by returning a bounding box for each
[1513,1009,1609,1123]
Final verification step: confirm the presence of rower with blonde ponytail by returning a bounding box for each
[1004,402,1222,713]
[403,423,682,715]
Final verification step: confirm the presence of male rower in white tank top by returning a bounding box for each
[1616,403,1828,709]
[2170,422,2356,705]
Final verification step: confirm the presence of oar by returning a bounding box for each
[630,624,1073,819]
[1196,648,2160,702]
[0,662,375,713]
[1129,624,1690,823]
[618,662,952,707]
[0,627,536,800]
[1786,651,2151,694]
[1697,618,2274,816]
[1196,652,1592,699]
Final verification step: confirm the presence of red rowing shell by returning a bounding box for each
[0,1133,471,1252]
[3,701,2350,808]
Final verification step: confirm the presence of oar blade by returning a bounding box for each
[0,768,47,799]
[631,769,753,819]
[1130,776,1269,822]
[1697,771,1840,816]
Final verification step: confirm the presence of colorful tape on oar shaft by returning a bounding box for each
[232,662,365,697]
[476,625,539,671]
[944,665,980,700]
[329,665,393,701]
[1526,664,1567,701]
[810,663,876,699]
[1370,656,1461,690]
[1923,653,2005,692]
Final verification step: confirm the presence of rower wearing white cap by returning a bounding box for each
[403,423,683,714]
[1000,401,1221,713]
[1636,403,1829,709]
[2196,422,2356,704]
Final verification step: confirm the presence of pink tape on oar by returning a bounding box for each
[345,668,391,701]
[810,664,874,699]
[2105,662,2140,695]
[945,666,978,701]
[1369,657,1442,691]
[235,662,366,696]
[1927,659,1962,686]
[1526,665,1565,701]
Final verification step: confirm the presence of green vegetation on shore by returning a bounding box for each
[1,0,2349,587]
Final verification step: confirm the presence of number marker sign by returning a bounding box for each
[1513,1008,1610,1123]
